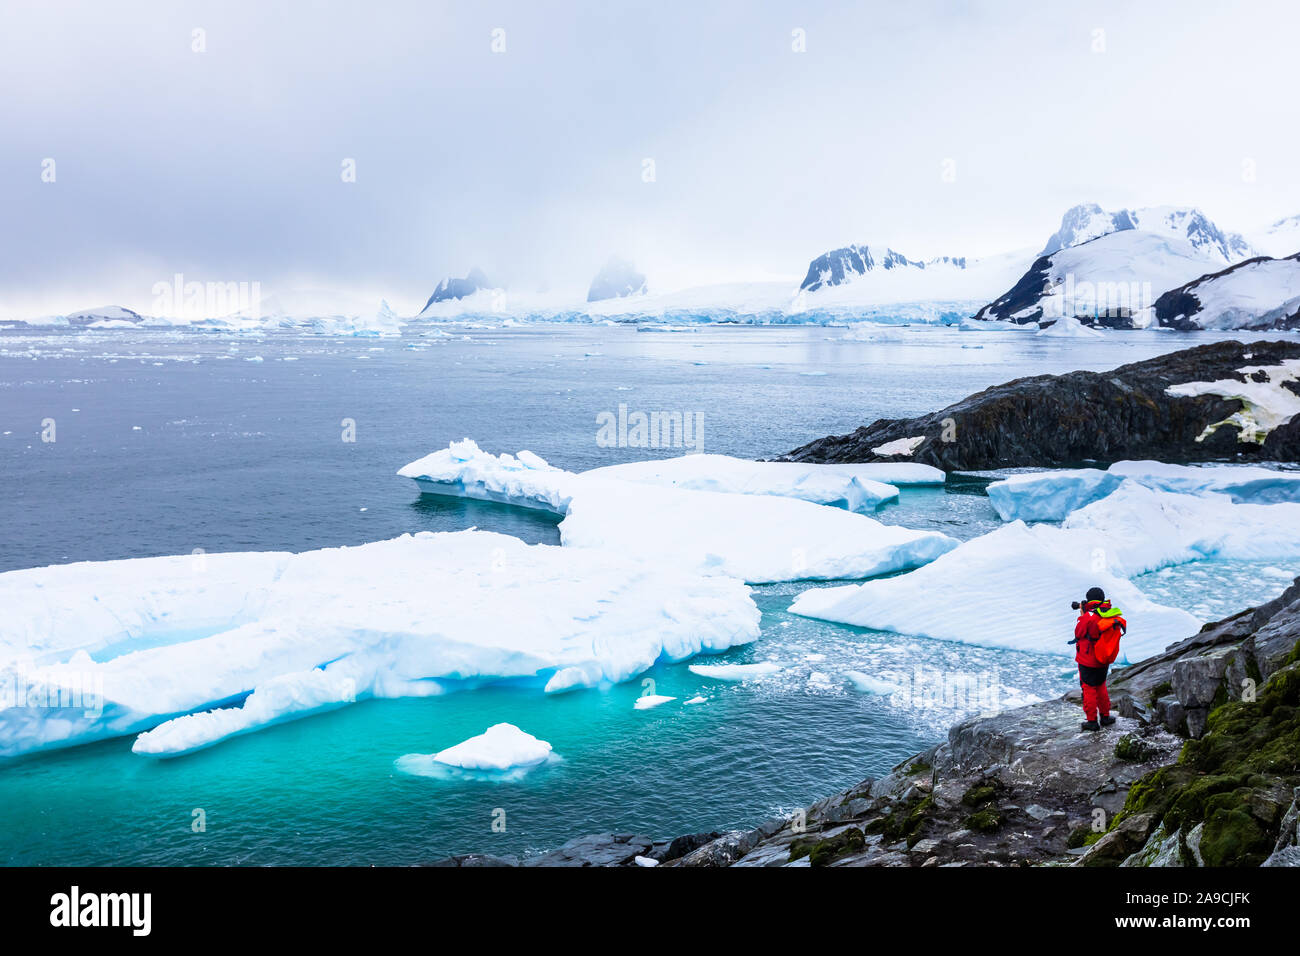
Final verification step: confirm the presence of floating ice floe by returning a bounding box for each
[985,469,1125,521]
[1061,481,1300,576]
[582,454,910,511]
[844,671,904,695]
[399,441,958,583]
[394,722,555,781]
[687,661,782,681]
[985,459,1300,521]
[633,694,676,710]
[0,530,760,758]
[789,521,1202,662]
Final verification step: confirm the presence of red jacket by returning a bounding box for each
[1074,602,1107,668]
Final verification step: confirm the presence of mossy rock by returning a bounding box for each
[1150,680,1173,703]
[1114,733,1158,762]
[964,807,1002,833]
[1107,661,1300,857]
[904,760,932,777]
[802,828,866,867]
[1199,808,1272,866]
[1066,824,1096,849]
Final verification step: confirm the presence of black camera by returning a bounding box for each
[1071,601,1082,610]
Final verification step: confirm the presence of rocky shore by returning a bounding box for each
[781,340,1300,470]
[432,579,1300,868]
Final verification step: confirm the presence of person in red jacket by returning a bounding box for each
[1073,586,1119,731]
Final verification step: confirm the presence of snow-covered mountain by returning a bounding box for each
[972,230,1225,328]
[1249,215,1300,259]
[1040,203,1256,264]
[799,244,968,293]
[421,268,493,311]
[587,257,646,302]
[1153,253,1300,331]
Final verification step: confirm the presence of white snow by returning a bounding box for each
[581,454,904,511]
[401,442,958,583]
[871,436,925,457]
[687,661,782,681]
[789,521,1202,662]
[0,530,760,758]
[1166,359,1300,444]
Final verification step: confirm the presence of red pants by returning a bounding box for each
[1081,680,1111,721]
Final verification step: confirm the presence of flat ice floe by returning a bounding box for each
[582,454,909,511]
[789,521,1202,662]
[687,661,782,681]
[400,441,958,583]
[394,722,556,780]
[985,459,1300,521]
[1061,481,1300,576]
[0,530,760,758]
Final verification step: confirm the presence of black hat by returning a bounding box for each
[1086,586,1106,602]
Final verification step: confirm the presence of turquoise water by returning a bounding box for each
[1,324,1296,865]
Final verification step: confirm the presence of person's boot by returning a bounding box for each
[1099,715,1116,726]
[1080,720,1100,732]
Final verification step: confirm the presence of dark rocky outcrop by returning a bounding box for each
[781,340,1300,469]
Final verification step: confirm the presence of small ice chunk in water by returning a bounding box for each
[688,661,782,681]
[633,694,676,710]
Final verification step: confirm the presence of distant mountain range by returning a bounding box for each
[9,204,1300,331]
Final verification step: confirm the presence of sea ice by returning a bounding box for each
[687,661,782,681]
[582,454,908,510]
[985,469,1124,522]
[788,521,1202,662]
[0,530,760,758]
[984,460,1300,520]
[400,442,958,583]
[633,694,676,710]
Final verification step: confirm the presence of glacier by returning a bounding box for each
[788,521,1202,662]
[399,441,958,583]
[0,530,761,758]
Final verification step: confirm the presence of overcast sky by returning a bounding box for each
[2,0,1298,317]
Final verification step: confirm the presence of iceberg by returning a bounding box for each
[984,460,1300,522]
[400,442,959,583]
[397,439,578,514]
[633,694,675,710]
[582,454,909,511]
[985,470,1124,522]
[789,521,1202,662]
[1060,481,1300,576]
[556,479,957,583]
[405,722,554,775]
[0,530,760,758]
[1108,460,1300,504]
